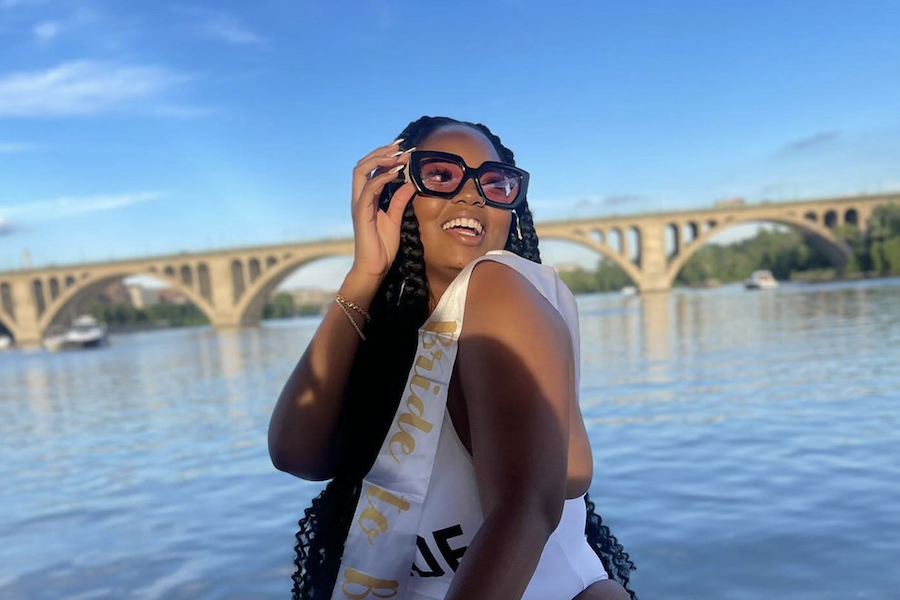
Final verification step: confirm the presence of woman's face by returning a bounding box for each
[412,125,513,276]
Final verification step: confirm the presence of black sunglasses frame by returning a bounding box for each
[403,150,529,210]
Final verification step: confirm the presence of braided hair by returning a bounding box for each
[290,116,637,599]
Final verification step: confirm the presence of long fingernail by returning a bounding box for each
[389,150,404,157]
[391,138,404,146]
[391,164,404,173]
[402,146,416,154]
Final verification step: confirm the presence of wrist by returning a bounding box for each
[341,268,382,306]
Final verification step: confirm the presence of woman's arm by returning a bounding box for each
[444,260,575,600]
[267,268,379,481]
[268,141,417,481]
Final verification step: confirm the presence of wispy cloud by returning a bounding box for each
[0,141,39,153]
[31,8,97,43]
[173,7,266,45]
[33,20,62,41]
[779,131,840,154]
[199,13,266,45]
[0,191,164,220]
[1,0,41,8]
[0,217,15,235]
[0,60,191,117]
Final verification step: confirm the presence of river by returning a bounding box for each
[1,278,898,599]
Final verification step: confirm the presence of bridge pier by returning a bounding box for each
[9,280,43,349]
[635,222,672,293]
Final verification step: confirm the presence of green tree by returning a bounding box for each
[263,292,296,319]
[864,204,900,274]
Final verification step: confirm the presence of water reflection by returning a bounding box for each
[1,281,899,600]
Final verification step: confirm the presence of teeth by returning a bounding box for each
[441,217,483,235]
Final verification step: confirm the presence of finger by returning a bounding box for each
[352,152,412,203]
[357,151,410,181]
[384,182,416,224]
[356,165,406,214]
[355,139,404,167]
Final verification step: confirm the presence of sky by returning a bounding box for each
[1,0,899,289]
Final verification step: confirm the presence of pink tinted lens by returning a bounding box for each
[419,160,464,193]
[480,167,521,204]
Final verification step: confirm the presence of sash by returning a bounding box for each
[330,250,530,600]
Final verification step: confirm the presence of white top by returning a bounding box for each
[406,250,609,599]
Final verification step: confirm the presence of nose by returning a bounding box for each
[452,177,485,207]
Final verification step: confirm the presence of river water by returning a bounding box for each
[1,279,898,600]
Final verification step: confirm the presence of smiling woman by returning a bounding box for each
[267,116,637,600]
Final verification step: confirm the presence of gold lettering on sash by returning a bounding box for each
[358,484,411,545]
[388,384,434,462]
[340,568,399,598]
[422,321,456,350]
[388,321,456,463]
[414,348,443,373]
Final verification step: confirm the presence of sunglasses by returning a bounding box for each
[395,150,529,210]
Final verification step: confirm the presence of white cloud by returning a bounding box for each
[33,20,62,41]
[0,141,38,153]
[0,60,190,117]
[0,191,164,220]
[199,13,265,45]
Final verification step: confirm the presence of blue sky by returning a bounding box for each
[1,0,899,288]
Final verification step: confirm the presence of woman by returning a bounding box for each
[268,116,637,600]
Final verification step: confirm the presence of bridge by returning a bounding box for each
[0,192,896,348]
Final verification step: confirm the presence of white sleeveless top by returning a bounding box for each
[407,251,609,599]
[330,250,607,600]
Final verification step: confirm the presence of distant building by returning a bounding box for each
[286,287,335,310]
[126,284,160,309]
[97,281,131,305]
[158,288,189,305]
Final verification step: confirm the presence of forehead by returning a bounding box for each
[419,125,500,167]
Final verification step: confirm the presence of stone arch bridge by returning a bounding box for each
[0,193,895,348]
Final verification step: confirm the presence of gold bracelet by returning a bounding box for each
[335,293,372,322]
[335,298,366,341]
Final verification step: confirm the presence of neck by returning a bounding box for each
[424,264,463,315]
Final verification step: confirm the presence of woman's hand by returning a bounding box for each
[350,140,418,283]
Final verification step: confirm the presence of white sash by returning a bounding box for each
[330,250,537,600]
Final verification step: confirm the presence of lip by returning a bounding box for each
[440,211,486,247]
[442,226,485,246]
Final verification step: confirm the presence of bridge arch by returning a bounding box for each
[664,214,852,288]
[232,250,354,326]
[0,311,18,341]
[538,232,643,287]
[37,270,216,334]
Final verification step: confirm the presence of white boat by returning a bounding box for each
[620,286,638,296]
[745,270,779,290]
[43,315,109,351]
[0,334,11,350]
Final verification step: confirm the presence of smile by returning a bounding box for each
[441,217,484,237]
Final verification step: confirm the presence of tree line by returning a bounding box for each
[86,291,323,329]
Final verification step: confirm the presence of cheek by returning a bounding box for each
[413,196,443,224]
[490,213,512,245]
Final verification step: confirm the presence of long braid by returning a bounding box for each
[290,116,636,599]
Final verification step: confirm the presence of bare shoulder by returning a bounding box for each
[462,258,569,347]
